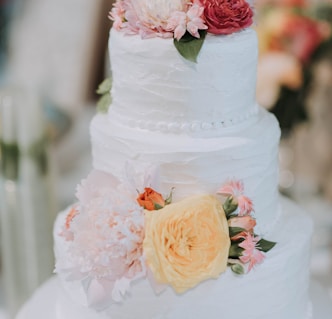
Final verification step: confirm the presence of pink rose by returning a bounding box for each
[228,215,256,233]
[201,0,253,35]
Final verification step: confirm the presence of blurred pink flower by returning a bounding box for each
[217,180,253,215]
[256,0,307,8]
[257,8,330,64]
[239,233,265,271]
[256,52,303,109]
[277,15,328,64]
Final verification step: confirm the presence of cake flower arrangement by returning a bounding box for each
[57,170,275,308]
[110,0,254,61]
[255,0,332,131]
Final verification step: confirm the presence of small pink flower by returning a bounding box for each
[217,180,253,215]
[237,195,254,216]
[239,233,265,271]
[186,4,208,38]
[167,4,207,40]
[109,0,127,30]
[167,11,187,40]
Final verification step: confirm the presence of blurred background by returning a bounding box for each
[0,0,331,317]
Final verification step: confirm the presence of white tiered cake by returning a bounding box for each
[16,1,321,318]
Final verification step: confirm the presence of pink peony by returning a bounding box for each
[239,233,265,271]
[60,205,79,241]
[60,171,146,305]
[217,180,254,215]
[201,0,253,35]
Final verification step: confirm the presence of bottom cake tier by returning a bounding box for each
[51,196,313,319]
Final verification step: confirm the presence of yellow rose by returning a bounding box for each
[143,194,230,293]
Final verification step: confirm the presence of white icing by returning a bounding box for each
[54,196,313,319]
[91,108,281,230]
[108,104,260,135]
[50,20,313,319]
[109,28,258,129]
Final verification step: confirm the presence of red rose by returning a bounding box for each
[201,0,253,35]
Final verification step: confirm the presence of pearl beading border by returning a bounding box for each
[108,105,259,134]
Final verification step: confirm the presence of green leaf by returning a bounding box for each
[228,243,244,258]
[257,238,276,253]
[97,93,112,113]
[153,203,164,210]
[165,187,175,206]
[0,141,20,180]
[229,227,245,238]
[173,30,207,63]
[96,77,112,95]
[223,196,238,218]
[28,137,48,175]
[230,263,245,275]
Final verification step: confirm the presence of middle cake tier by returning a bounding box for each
[91,107,281,233]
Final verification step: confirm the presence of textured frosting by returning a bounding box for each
[109,28,258,129]
[91,108,280,232]
[50,20,314,319]
[54,196,313,319]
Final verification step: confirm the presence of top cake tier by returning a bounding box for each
[108,27,259,132]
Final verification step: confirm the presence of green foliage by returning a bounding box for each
[223,196,238,218]
[173,30,207,63]
[96,77,112,113]
[0,141,19,180]
[229,227,245,238]
[228,243,244,258]
[230,263,245,275]
[257,238,277,253]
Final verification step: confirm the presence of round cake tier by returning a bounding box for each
[91,108,280,232]
[109,28,258,129]
[53,197,313,319]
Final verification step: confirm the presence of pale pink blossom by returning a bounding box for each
[217,180,253,215]
[239,233,265,271]
[109,0,127,30]
[132,0,188,29]
[167,4,207,40]
[167,11,187,40]
[186,4,207,37]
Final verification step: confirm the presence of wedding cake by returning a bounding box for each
[53,1,313,318]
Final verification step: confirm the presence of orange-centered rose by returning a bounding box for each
[137,187,165,211]
[143,194,230,293]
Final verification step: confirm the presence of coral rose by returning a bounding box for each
[201,0,253,35]
[137,187,165,210]
[228,215,256,233]
[143,195,230,293]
